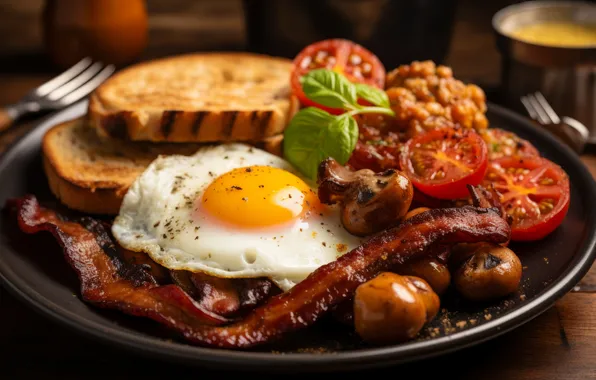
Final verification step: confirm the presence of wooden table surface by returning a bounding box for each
[0,0,595,378]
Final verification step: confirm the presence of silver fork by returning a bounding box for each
[0,57,115,133]
[521,91,589,154]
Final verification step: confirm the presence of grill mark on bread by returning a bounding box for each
[259,111,273,137]
[223,111,238,139]
[101,113,131,140]
[250,111,258,127]
[192,112,207,136]
[161,111,178,138]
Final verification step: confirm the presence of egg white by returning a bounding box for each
[111,143,365,291]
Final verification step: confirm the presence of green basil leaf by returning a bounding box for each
[322,113,359,164]
[283,107,358,180]
[354,83,390,108]
[300,69,358,110]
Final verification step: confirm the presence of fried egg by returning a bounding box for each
[112,143,365,291]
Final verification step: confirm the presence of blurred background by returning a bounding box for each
[0,0,595,140]
[0,0,523,87]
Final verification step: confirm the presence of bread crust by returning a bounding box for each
[43,155,124,215]
[89,53,298,143]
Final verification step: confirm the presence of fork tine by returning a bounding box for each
[33,57,93,97]
[46,62,105,101]
[533,92,561,124]
[56,65,116,106]
[521,96,539,120]
[527,93,552,125]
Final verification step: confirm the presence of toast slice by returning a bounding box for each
[89,53,298,143]
[43,117,283,215]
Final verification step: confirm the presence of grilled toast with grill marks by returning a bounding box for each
[89,53,298,143]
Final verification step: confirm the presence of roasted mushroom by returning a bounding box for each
[399,258,451,295]
[317,158,414,236]
[452,243,522,301]
[354,272,439,345]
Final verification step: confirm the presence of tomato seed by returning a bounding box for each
[300,57,312,69]
[539,199,555,214]
[362,62,372,74]
[349,54,362,65]
[315,50,328,63]
[539,177,554,186]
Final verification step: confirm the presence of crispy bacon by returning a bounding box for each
[180,272,278,317]
[7,189,509,349]
[8,195,229,328]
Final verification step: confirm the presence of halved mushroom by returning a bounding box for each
[317,158,414,236]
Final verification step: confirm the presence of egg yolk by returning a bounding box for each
[199,166,319,228]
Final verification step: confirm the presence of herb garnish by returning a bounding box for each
[283,69,394,179]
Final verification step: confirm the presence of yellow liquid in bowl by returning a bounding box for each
[511,22,596,47]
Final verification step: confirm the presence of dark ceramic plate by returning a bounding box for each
[0,101,595,372]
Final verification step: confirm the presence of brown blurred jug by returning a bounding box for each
[42,0,148,69]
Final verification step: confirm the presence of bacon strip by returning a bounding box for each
[7,192,509,349]
[189,273,277,317]
[8,195,228,328]
[170,271,278,318]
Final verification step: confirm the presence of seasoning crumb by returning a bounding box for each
[242,197,248,201]
[336,244,348,253]
[322,242,327,247]
[259,185,265,188]
[469,319,477,325]
[231,185,243,191]
[162,234,167,239]
[208,171,214,177]
[519,294,526,301]
[245,168,252,172]
[484,314,492,321]
[456,321,467,329]
[543,257,549,264]
[153,221,160,228]
[195,236,199,240]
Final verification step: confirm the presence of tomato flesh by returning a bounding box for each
[484,156,570,241]
[481,128,539,161]
[400,128,488,200]
[291,39,386,113]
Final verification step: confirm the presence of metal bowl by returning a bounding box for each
[492,1,596,144]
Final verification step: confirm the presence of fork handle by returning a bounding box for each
[0,103,33,133]
[0,108,15,133]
